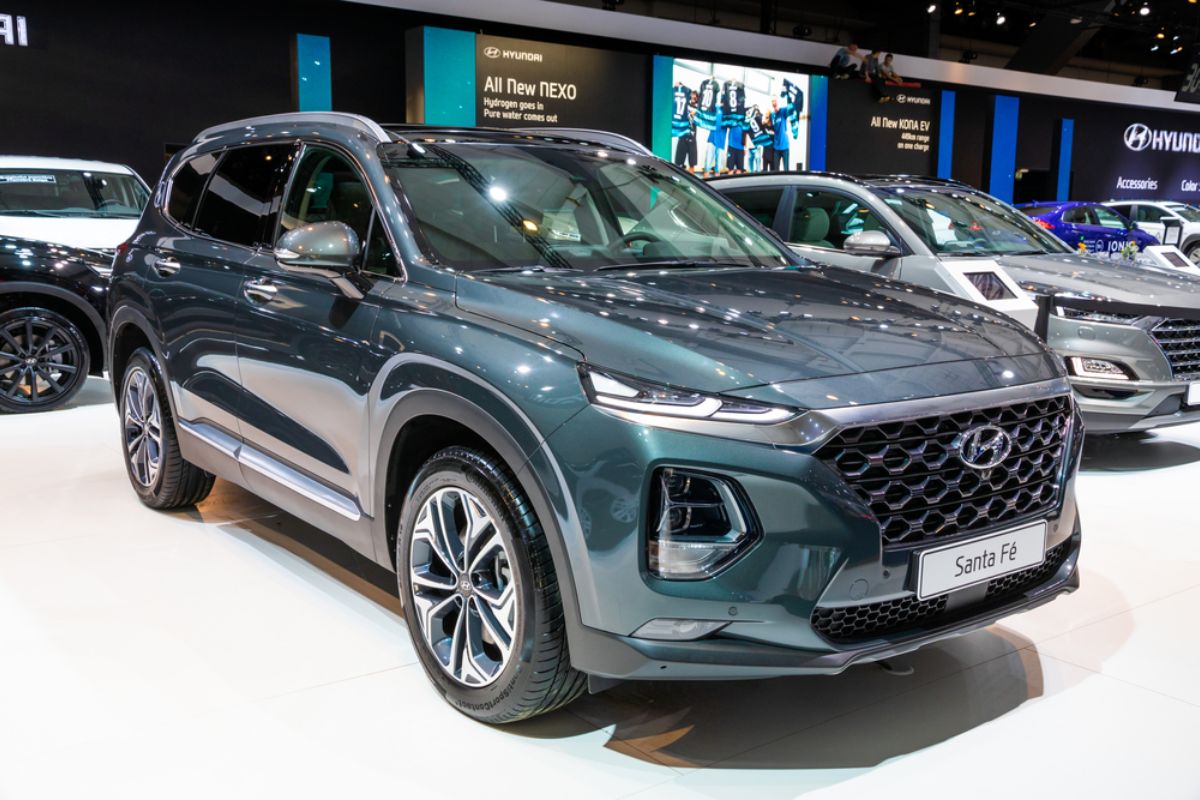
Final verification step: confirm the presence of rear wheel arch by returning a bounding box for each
[107,309,166,406]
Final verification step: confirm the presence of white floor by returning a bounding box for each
[2,377,1200,799]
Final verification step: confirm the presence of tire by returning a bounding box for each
[118,347,215,509]
[1186,242,1200,265]
[397,446,586,723]
[0,307,90,414]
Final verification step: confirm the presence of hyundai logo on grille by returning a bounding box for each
[957,425,1013,470]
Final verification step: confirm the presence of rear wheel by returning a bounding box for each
[1186,242,1200,265]
[0,307,89,414]
[397,446,586,723]
[119,348,215,509]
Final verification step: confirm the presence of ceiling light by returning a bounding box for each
[1028,19,1037,27]
[927,3,938,12]
[1172,45,1183,54]
[996,12,1006,24]
[1151,43,1160,51]
[1070,16,1083,24]
[953,4,963,14]
[1139,3,1151,16]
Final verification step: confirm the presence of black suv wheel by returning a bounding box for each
[0,307,90,414]
[397,447,586,723]
[118,348,215,508]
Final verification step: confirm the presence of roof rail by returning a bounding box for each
[194,112,389,144]
[518,128,654,157]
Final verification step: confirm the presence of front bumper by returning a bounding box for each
[537,380,1083,680]
[1073,377,1200,433]
[571,530,1080,680]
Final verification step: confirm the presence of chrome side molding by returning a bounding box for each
[178,419,362,521]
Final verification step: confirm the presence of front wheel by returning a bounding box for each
[397,446,585,723]
[0,307,90,414]
[1186,242,1200,265]
[119,348,215,509]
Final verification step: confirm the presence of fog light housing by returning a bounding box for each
[632,618,729,641]
[1069,356,1133,381]
[647,468,759,580]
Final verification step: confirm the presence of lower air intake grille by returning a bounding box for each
[811,541,1071,642]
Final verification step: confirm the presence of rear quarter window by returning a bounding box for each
[166,153,219,227]
[193,144,295,248]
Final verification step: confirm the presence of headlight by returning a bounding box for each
[580,366,795,424]
[1054,305,1140,325]
[648,468,759,580]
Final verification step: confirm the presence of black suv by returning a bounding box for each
[0,235,110,412]
[108,113,1082,723]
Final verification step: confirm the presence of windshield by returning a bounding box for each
[872,186,1071,256]
[1165,202,1200,222]
[380,141,792,271]
[0,169,148,218]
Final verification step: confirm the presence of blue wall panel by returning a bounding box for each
[1056,118,1074,201]
[295,34,332,112]
[808,75,828,172]
[988,95,1020,202]
[937,90,955,179]
[424,27,475,126]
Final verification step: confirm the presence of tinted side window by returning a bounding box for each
[1061,206,1089,224]
[790,190,891,249]
[280,146,374,249]
[193,144,295,248]
[166,152,219,227]
[1092,205,1127,229]
[720,187,782,228]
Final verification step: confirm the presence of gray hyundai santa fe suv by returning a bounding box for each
[107,113,1082,722]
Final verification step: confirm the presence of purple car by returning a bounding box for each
[1017,201,1159,256]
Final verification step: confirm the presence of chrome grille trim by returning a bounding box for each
[1151,319,1200,381]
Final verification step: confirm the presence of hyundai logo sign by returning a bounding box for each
[1124,123,1152,152]
[483,46,501,59]
[0,14,28,46]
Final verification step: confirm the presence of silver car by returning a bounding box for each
[713,173,1200,434]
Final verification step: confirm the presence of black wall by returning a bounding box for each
[0,0,407,183]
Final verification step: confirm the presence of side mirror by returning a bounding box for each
[844,230,900,258]
[275,221,360,273]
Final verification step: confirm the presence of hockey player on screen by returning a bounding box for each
[695,76,722,177]
[782,78,804,140]
[672,87,699,171]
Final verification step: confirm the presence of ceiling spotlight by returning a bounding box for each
[1173,35,1181,41]
[1070,16,1083,24]
[1151,43,1160,51]
[996,12,1006,24]
[954,5,963,14]
[927,3,938,12]
[1139,3,1151,16]
[1028,19,1037,27]
[1156,30,1165,39]
[1172,46,1184,54]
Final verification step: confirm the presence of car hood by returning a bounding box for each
[455,266,1061,408]
[0,216,137,250]
[995,252,1200,310]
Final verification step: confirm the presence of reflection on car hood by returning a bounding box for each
[996,252,1200,310]
[0,216,137,250]
[456,265,1062,407]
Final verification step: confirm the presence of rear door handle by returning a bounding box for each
[153,257,181,277]
[243,279,278,304]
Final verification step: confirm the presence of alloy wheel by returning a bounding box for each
[409,487,518,687]
[123,366,163,488]
[0,315,82,407]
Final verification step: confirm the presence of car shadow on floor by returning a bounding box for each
[198,480,1104,773]
[62,375,114,410]
[1082,432,1200,472]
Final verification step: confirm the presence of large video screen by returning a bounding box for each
[668,59,809,175]
[825,79,936,175]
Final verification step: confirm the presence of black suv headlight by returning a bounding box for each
[647,468,759,580]
[580,366,795,424]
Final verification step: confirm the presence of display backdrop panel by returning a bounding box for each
[1071,107,1200,200]
[825,79,936,175]
[666,59,809,174]
[475,34,647,140]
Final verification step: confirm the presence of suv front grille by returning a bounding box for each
[816,396,1071,547]
[811,541,1071,642]
[1151,319,1200,381]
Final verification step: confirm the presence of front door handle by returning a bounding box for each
[243,279,278,304]
[153,257,181,277]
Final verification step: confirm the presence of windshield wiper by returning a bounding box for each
[474,265,581,274]
[595,259,749,271]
